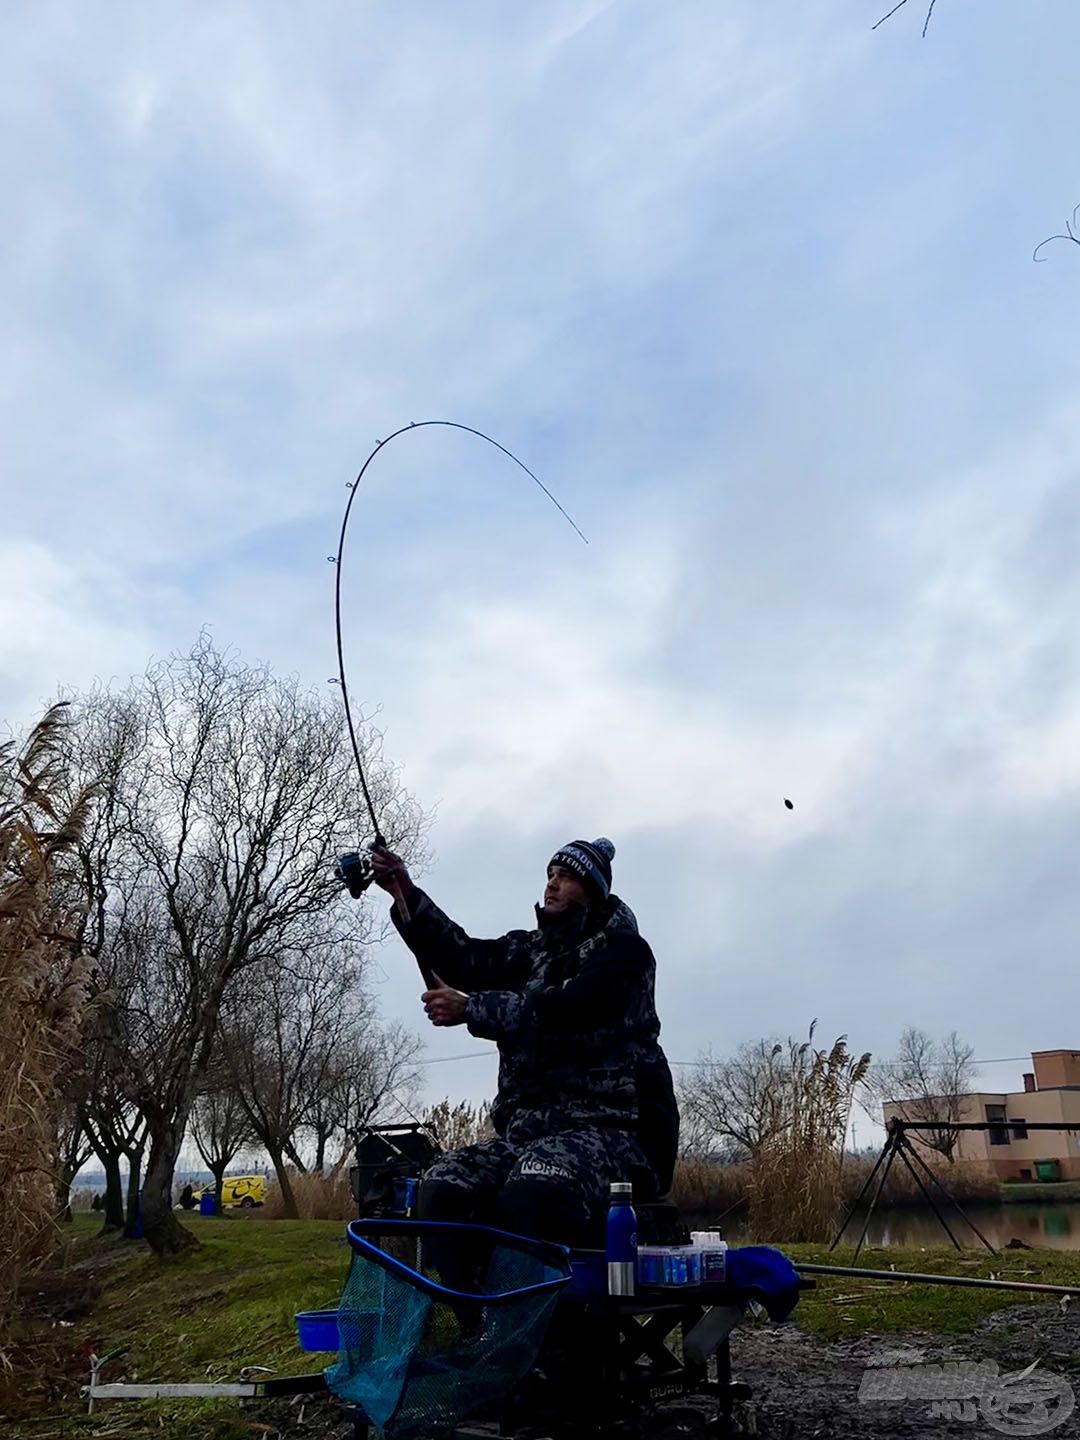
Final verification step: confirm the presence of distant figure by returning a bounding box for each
[179,1183,196,1211]
[90,1193,102,1211]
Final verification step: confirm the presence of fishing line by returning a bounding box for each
[331,419,587,849]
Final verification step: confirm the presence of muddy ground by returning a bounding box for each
[732,1300,1080,1438]
[225,1302,1080,1440]
[9,1284,1080,1438]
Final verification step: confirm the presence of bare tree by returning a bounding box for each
[675,1096,747,1164]
[327,1022,425,1171]
[304,1021,423,1176]
[56,697,146,1233]
[680,1025,871,1241]
[678,1039,792,1157]
[863,1026,975,1162]
[680,1028,872,1161]
[306,1051,353,1176]
[80,1059,147,1235]
[74,634,426,1253]
[221,951,359,1218]
[190,1075,255,1215]
[279,1008,425,1180]
[54,1099,94,1224]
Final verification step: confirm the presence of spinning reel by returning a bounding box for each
[335,850,378,899]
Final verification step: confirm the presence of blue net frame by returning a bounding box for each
[326,1219,571,1437]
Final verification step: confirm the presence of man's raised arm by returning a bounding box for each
[370,849,516,992]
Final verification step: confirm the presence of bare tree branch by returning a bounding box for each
[873,0,939,36]
[1034,203,1080,262]
[862,1026,975,1161]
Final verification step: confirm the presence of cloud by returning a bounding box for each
[4,0,1080,1113]
[0,538,162,722]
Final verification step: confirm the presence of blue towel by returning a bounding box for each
[725,1245,802,1321]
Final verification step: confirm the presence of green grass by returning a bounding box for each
[7,1218,1080,1436]
[4,1214,351,1438]
[999,1180,1080,1203]
[783,1241,1080,1342]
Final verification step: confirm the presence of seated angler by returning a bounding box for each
[369,837,679,1248]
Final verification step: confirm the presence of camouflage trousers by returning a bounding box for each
[418,1127,654,1248]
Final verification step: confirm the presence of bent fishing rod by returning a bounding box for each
[331,420,586,960]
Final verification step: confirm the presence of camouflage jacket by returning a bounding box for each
[393,890,674,1156]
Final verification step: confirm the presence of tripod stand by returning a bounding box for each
[831,1118,995,1258]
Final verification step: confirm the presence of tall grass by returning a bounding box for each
[840,1153,1000,1207]
[257,1152,997,1234]
[674,1152,1000,1237]
[671,1156,749,1219]
[259,1169,355,1220]
[743,1027,871,1242]
[0,706,95,1363]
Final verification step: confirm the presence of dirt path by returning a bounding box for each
[733,1302,1080,1438]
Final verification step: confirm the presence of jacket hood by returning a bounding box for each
[604,894,639,936]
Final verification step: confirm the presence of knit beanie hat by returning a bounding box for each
[549,837,616,901]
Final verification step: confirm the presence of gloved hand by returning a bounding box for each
[369,847,414,896]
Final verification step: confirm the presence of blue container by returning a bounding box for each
[663,1249,688,1286]
[566,1256,606,1299]
[198,1191,216,1216]
[295,1310,339,1352]
[637,1249,663,1286]
[393,1177,419,1215]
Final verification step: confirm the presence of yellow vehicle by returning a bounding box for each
[195,1174,268,1209]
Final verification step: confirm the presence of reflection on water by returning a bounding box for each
[727,1202,1080,1250]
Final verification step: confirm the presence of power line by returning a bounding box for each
[417,1050,1035,1069]
[419,1050,493,1064]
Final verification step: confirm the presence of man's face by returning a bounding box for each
[543,864,590,913]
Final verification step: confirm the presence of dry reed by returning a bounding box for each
[671,1156,749,1219]
[743,1026,872,1243]
[0,705,95,1362]
[259,1169,355,1221]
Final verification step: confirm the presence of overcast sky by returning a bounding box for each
[4,1,1080,1123]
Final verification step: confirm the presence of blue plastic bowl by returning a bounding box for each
[295,1310,339,1351]
[566,1256,606,1299]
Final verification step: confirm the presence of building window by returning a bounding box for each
[986,1105,1009,1145]
[1011,1117,1028,1140]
